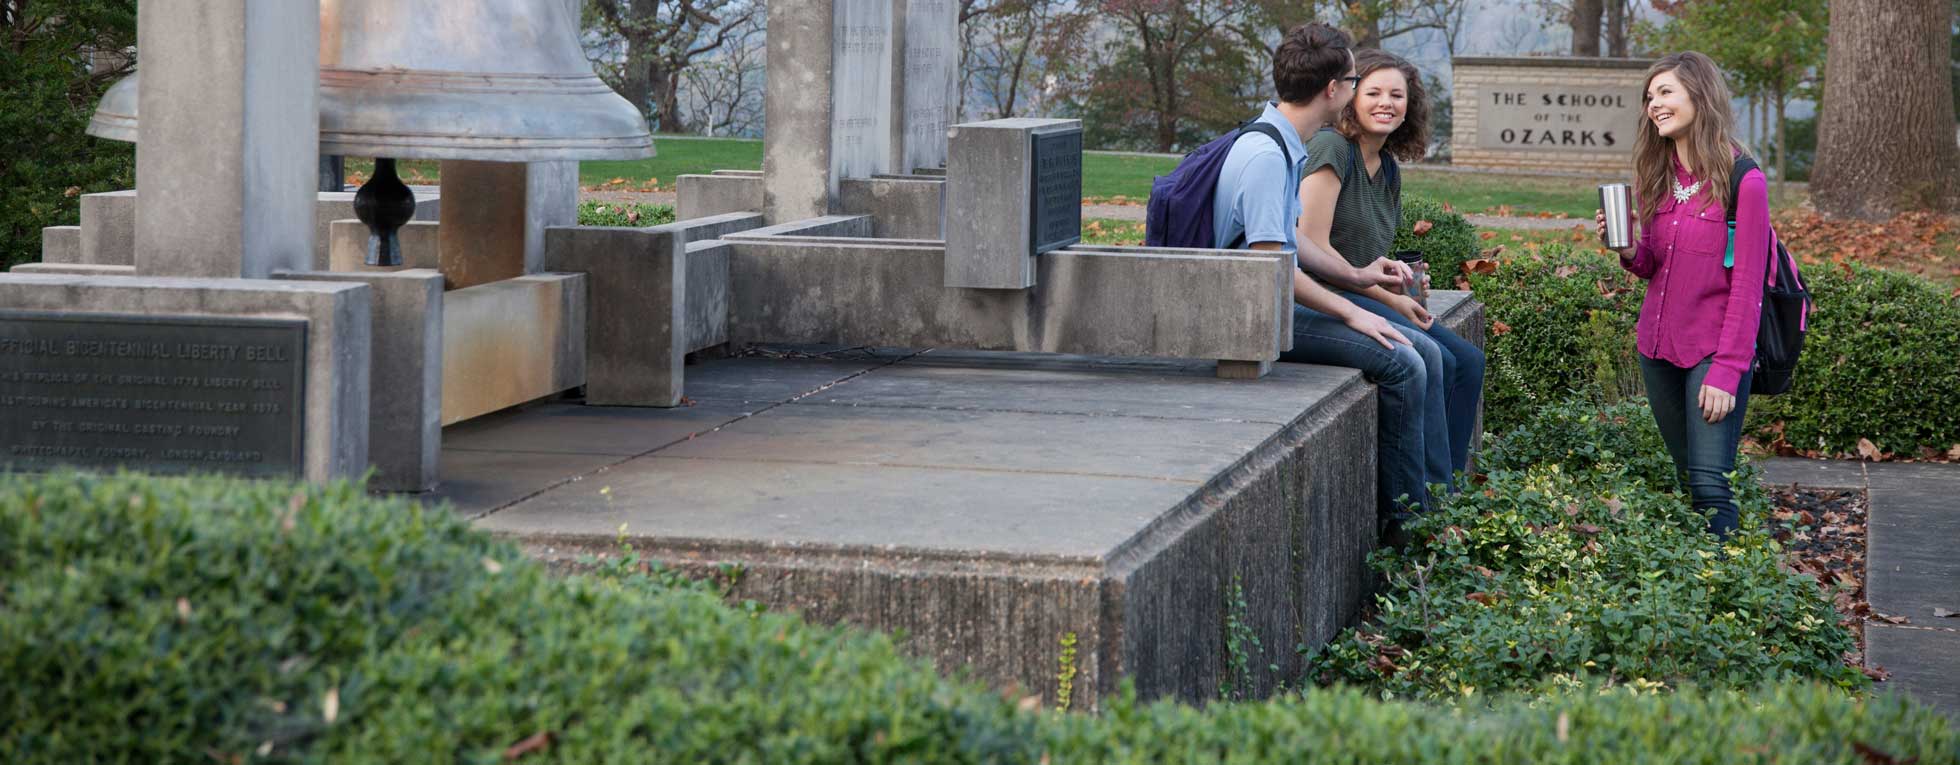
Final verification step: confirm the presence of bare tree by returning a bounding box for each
[1603,0,1628,56]
[584,0,763,133]
[678,10,766,136]
[962,0,1089,118]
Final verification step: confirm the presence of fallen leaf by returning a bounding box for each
[1461,258,1498,275]
[1872,613,1910,625]
[1413,220,1434,236]
[176,597,192,621]
[1478,231,1498,240]
[503,731,554,760]
[1466,592,1496,606]
[63,186,81,198]
[322,687,339,724]
[1555,711,1570,743]
[1934,607,1957,618]
[1472,565,1497,578]
[1856,438,1883,461]
[1490,320,1512,337]
[482,556,504,574]
[1947,444,1960,461]
[1553,265,1580,278]
[1018,695,1043,711]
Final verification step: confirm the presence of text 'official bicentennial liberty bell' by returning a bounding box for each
[88,0,654,265]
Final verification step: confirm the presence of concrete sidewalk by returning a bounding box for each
[1761,458,1960,722]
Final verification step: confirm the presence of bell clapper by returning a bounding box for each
[353,157,417,267]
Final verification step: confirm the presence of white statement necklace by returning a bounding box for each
[1672,177,1704,203]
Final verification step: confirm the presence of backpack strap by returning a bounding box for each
[1722,155,1759,268]
[1220,121,1294,250]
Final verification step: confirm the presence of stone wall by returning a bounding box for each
[1451,57,1654,175]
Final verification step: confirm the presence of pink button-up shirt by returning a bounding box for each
[1618,159,1770,395]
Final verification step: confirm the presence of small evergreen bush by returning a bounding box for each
[1465,244,1646,434]
[1748,263,1960,456]
[2,469,1950,762]
[1394,195,1479,282]
[576,201,676,227]
[1308,399,1863,700]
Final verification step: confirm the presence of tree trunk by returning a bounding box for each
[1774,88,1788,203]
[1812,0,1960,217]
[1604,0,1627,57]
[1570,0,1603,57]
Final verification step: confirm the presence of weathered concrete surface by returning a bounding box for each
[441,273,586,425]
[762,0,838,221]
[437,161,578,289]
[134,0,317,278]
[944,119,1082,289]
[8,263,135,278]
[888,0,957,173]
[676,173,764,221]
[276,269,444,492]
[838,176,944,239]
[543,227,686,407]
[1867,624,1960,722]
[721,239,1289,364]
[459,347,1381,707]
[40,226,81,264]
[80,190,136,266]
[329,219,441,274]
[1865,462,1960,634]
[0,273,369,482]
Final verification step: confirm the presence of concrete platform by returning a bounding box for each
[447,293,1482,707]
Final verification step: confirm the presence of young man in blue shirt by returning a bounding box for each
[1211,22,1453,526]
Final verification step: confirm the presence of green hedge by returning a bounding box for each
[0,1,138,270]
[577,200,677,228]
[1308,399,1864,700]
[3,470,1952,762]
[1394,195,1480,283]
[1748,264,1960,456]
[1465,244,1960,455]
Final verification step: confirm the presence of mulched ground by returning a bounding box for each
[1766,484,1883,678]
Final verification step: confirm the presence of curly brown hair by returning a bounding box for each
[1334,49,1429,163]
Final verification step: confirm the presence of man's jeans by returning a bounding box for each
[1339,292,1487,483]
[1280,305,1434,519]
[1639,354,1752,538]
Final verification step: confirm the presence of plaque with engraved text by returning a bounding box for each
[1029,127,1083,256]
[0,312,306,477]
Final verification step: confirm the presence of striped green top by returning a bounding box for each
[1304,130,1401,269]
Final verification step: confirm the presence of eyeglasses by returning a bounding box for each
[1341,76,1362,89]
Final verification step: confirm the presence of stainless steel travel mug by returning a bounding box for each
[1598,183,1633,249]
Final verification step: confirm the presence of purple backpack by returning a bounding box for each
[1144,121,1291,249]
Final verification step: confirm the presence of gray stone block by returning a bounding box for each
[839,176,943,239]
[8,263,137,277]
[473,353,1378,706]
[672,211,767,244]
[889,0,957,172]
[437,161,578,289]
[944,118,1082,289]
[762,0,893,221]
[684,240,730,353]
[329,220,441,274]
[724,215,876,239]
[39,227,80,264]
[724,240,1289,363]
[312,191,439,271]
[79,190,136,266]
[135,0,317,279]
[274,269,444,492]
[543,227,687,407]
[676,174,764,221]
[0,273,370,482]
[441,273,587,425]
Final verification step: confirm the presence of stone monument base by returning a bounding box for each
[439,292,1483,707]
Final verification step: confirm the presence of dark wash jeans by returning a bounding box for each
[1279,304,1434,521]
[1338,292,1487,484]
[1639,353,1752,538]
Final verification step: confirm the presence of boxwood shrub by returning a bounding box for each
[576,200,676,227]
[1465,244,1645,434]
[1394,195,1479,282]
[1308,399,1863,700]
[3,470,1952,763]
[1747,263,1960,456]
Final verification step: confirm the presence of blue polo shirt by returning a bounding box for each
[1210,102,1309,256]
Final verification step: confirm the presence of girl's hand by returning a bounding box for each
[1594,208,1634,258]
[1698,384,1735,423]
[1392,294,1434,330]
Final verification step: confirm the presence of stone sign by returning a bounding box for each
[1451,57,1654,175]
[1030,128,1083,255]
[894,0,957,172]
[831,0,894,186]
[0,311,306,477]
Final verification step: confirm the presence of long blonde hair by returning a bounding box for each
[1633,52,1748,225]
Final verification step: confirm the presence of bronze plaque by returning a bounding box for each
[0,311,306,477]
[1030,127,1083,255]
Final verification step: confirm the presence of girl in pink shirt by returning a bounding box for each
[1593,52,1770,539]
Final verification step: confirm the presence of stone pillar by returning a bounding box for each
[134,1,319,279]
[437,160,579,289]
[943,118,1082,289]
[764,0,894,222]
[889,0,957,173]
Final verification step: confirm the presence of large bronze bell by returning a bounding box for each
[89,0,651,161]
[89,0,652,267]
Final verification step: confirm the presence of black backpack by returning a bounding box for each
[1723,156,1810,396]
